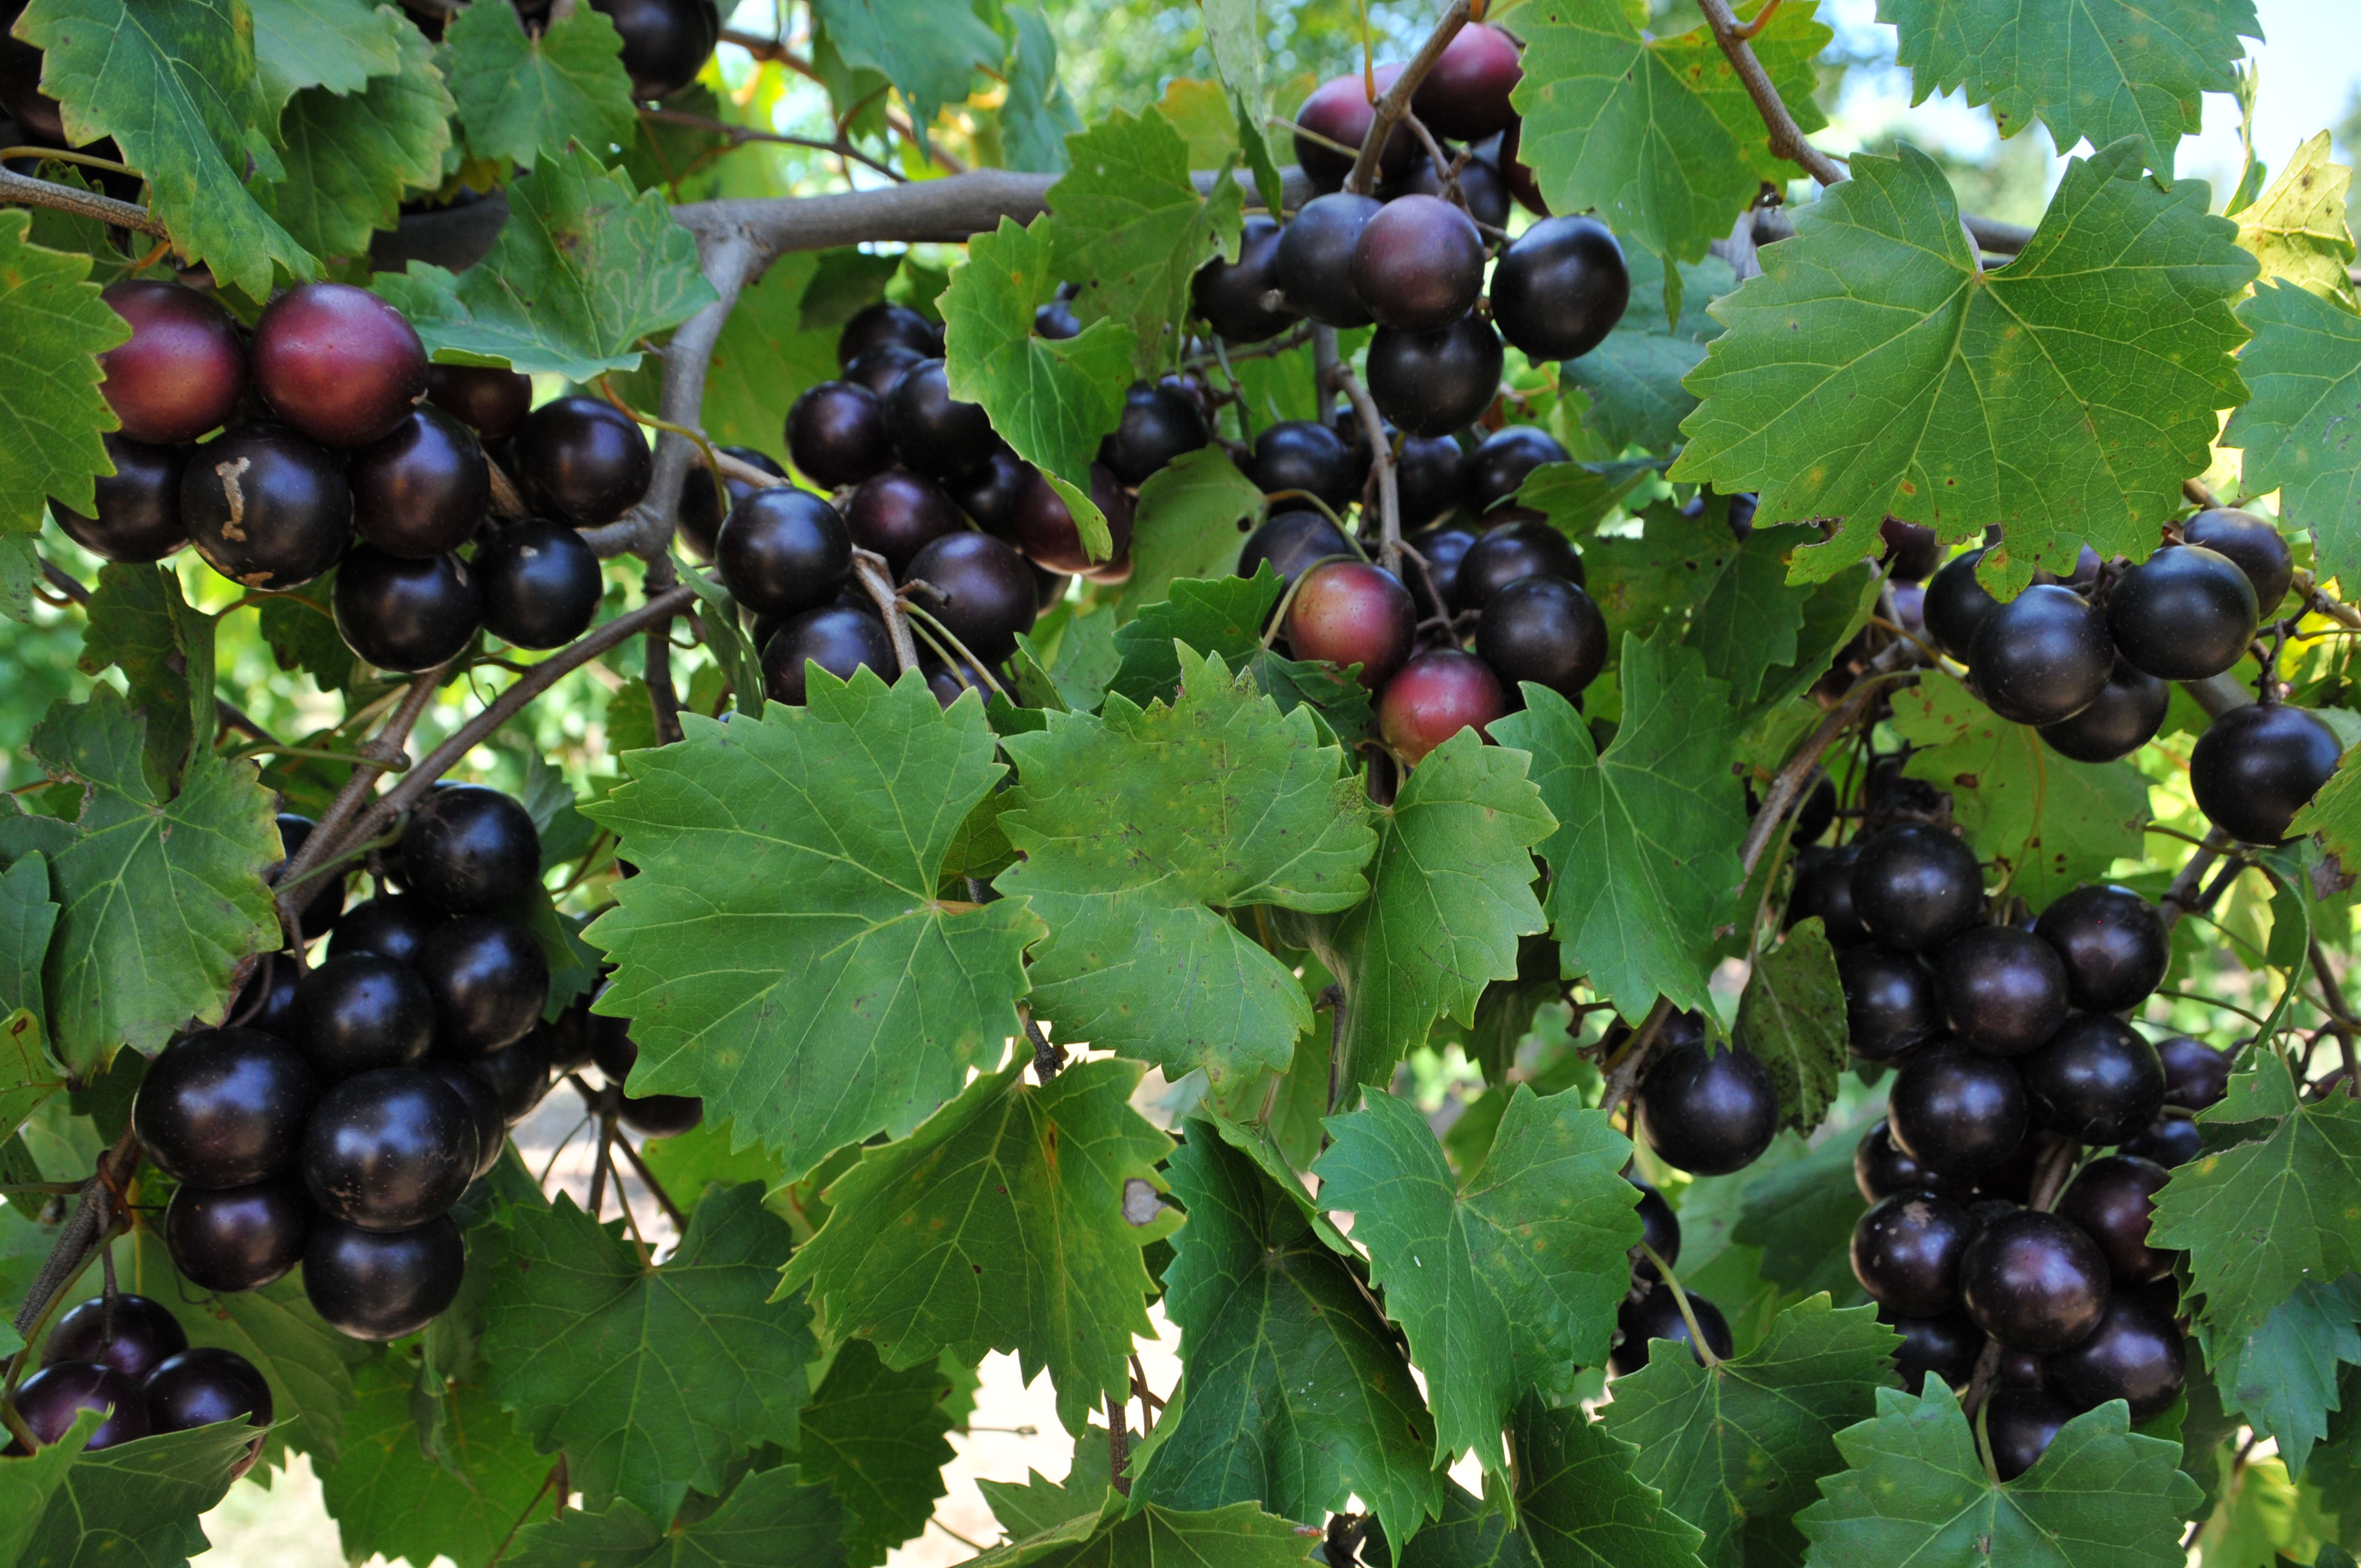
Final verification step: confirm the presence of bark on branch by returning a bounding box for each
[1693,0,1848,187]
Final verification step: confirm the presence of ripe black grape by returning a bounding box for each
[587,0,718,100]
[1008,464,1133,575]
[1837,946,1939,1063]
[14,1363,149,1450]
[2037,657,2168,763]
[1378,151,1510,232]
[1475,575,1607,701]
[1631,1176,1680,1279]
[474,1026,554,1124]
[1854,1118,1968,1202]
[1411,22,1522,140]
[1885,1043,2027,1178]
[331,894,447,967]
[143,1346,272,1433]
[334,547,482,673]
[1292,68,1411,190]
[1932,926,2069,1057]
[1192,216,1296,344]
[1610,1282,1732,1374]
[303,1215,465,1341]
[1452,519,1582,611]
[719,486,854,617]
[885,358,998,482]
[2106,544,2258,680]
[1850,825,1984,952]
[1248,420,1360,512]
[45,1294,185,1380]
[847,469,964,573]
[1488,216,1629,361]
[1852,1191,1973,1316]
[1284,560,1417,690]
[2156,1036,2229,1112]
[902,531,1038,665]
[162,1177,312,1293]
[2055,1154,2173,1284]
[349,406,489,557]
[1959,1208,2110,1353]
[2183,507,2293,614]
[763,605,897,705]
[2189,701,2342,845]
[1787,842,1869,946]
[422,1059,505,1179]
[2031,885,2166,1012]
[426,364,532,442]
[1366,315,1504,438]
[97,281,248,445]
[1397,436,1468,531]
[2121,1114,2203,1168]
[1921,547,1999,661]
[1402,520,1477,618]
[837,302,940,368]
[674,445,785,563]
[414,914,549,1053]
[1967,584,2113,726]
[182,423,351,591]
[52,433,188,564]
[515,396,652,527]
[1101,380,1211,487]
[1350,194,1485,333]
[1985,1387,2075,1480]
[1239,509,1354,589]
[2019,1014,2164,1145]
[1464,428,1570,518]
[1276,194,1382,328]
[302,1068,477,1231]
[2046,1292,2184,1418]
[1378,649,1505,765]
[951,448,1032,538]
[293,954,434,1081]
[251,282,427,449]
[1884,1307,1981,1394]
[1635,1042,1778,1176]
[787,380,893,491]
[620,1091,705,1138]
[1878,517,1940,582]
[846,343,925,396]
[132,1028,319,1188]
[475,517,603,651]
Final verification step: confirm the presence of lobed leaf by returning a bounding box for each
[258,13,454,260]
[507,1463,851,1568]
[1735,917,1846,1135]
[440,0,635,171]
[319,1353,549,1568]
[0,210,130,542]
[2224,280,2361,587]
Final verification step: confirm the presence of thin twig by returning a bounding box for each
[609,1124,688,1230]
[0,164,170,237]
[1345,1,1473,195]
[270,671,444,930]
[1105,1392,1132,1497]
[1330,363,1401,576]
[1738,663,1918,876]
[641,557,684,745]
[2159,827,2233,933]
[1599,997,1677,1119]
[1692,0,1847,186]
[9,1129,138,1343]
[1635,1242,1721,1368]
[640,106,906,182]
[851,551,920,675]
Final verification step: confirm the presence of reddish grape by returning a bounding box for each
[97,281,248,444]
[251,283,428,448]
[1292,67,1410,190]
[1350,194,1485,332]
[1378,648,1506,765]
[1410,23,1522,141]
[1285,560,1416,689]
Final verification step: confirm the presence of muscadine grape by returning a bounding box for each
[1411,23,1522,140]
[621,1091,705,1138]
[1475,574,1607,701]
[2054,1154,2174,1284]
[270,812,346,942]
[1932,926,2069,1057]
[235,956,303,1039]
[45,1294,185,1380]
[1366,315,1503,438]
[1350,194,1485,333]
[763,605,897,705]
[902,531,1037,665]
[1885,1043,2027,1178]
[53,433,188,563]
[1837,946,1939,1063]
[1488,216,1629,361]
[587,0,717,100]
[1851,824,1984,952]
[786,379,892,491]
[331,894,446,967]
[1852,1191,1973,1316]
[1192,216,1296,343]
[1985,1387,2075,1480]
[1101,380,1211,487]
[1402,520,1477,618]
[251,284,427,449]
[334,547,482,674]
[1008,464,1133,575]
[1248,420,1359,511]
[1378,649,1505,765]
[475,516,603,651]
[183,424,351,591]
[516,396,652,527]
[2189,700,2341,845]
[1292,68,1410,190]
[951,448,1031,538]
[293,954,434,1082]
[1959,1208,2110,1353]
[1788,842,1870,946]
[2037,657,2167,763]
[2019,1014,2164,1145]
[1035,300,1081,338]
[1922,547,1999,661]
[2183,507,2293,613]
[2046,1292,2183,1418]
[1275,192,1382,328]
[302,1068,477,1232]
[303,1215,465,1341]
[425,364,531,440]
[1452,518,1582,611]
[422,1059,504,1180]
[1856,1117,1969,1203]
[845,469,961,572]
[1610,1282,1732,1374]
[1885,1307,1982,1394]
[2156,1036,2229,1112]
[404,785,542,916]
[675,445,785,563]
[1464,427,1569,517]
[1968,584,2112,725]
[14,1363,149,1450]
[2121,1114,2202,1168]
[0,8,62,143]
[1873,517,1940,582]
[885,358,997,481]
[2106,544,2257,680]
[415,915,548,1054]
[1239,509,1353,589]
[132,1028,319,1188]
[836,302,940,368]
[1378,151,1510,232]
[349,406,489,557]
[2031,884,2166,1012]
[846,342,924,395]
[1397,437,1468,531]
[1285,559,1416,689]
[164,1177,312,1292]
[1635,1042,1778,1176]
[97,281,248,445]
[144,1347,272,1477]
[719,486,853,617]
[474,1027,554,1124]
[1631,1176,1680,1279]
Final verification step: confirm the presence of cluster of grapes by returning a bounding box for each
[67,279,612,670]
[1916,513,2340,845]
[10,1293,270,1463]
[129,786,565,1343]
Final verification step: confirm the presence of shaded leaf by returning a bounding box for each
[1109,447,1263,622]
[507,1463,851,1568]
[442,0,635,171]
[77,564,215,792]
[2225,280,2361,587]
[259,14,454,259]
[318,1352,550,1568]
[1735,918,1846,1135]
[1563,249,1735,455]
[798,1340,955,1567]
[0,210,131,539]
[15,1417,254,1568]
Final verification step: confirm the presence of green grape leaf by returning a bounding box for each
[993,647,1374,1087]
[1130,1121,1441,1544]
[797,1340,955,1567]
[2205,1273,2361,1479]
[976,1429,1113,1543]
[442,0,635,171]
[976,1498,1321,1566]
[0,210,130,540]
[19,0,315,298]
[1492,632,1747,1023]
[2224,280,2361,587]
[1103,569,1374,739]
[319,1353,551,1568]
[1891,675,2148,910]
[247,0,406,106]
[1312,1087,1640,1480]
[1671,140,2256,590]
[481,1183,816,1521]
[2233,131,2358,298]
[2295,745,2361,872]
[1109,447,1263,622]
[1047,106,1244,377]
[1510,459,1666,542]
[585,668,1039,1184]
[1730,1126,1870,1303]
[0,859,61,1114]
[1796,1380,2202,1567]
[507,1463,851,1568]
[1001,7,1079,175]
[2150,1051,2361,1351]
[1563,249,1735,455]
[1734,917,1846,1135]
[258,15,454,260]
[694,252,848,453]
[809,0,1004,131]
[1880,0,2258,181]
[942,215,1137,562]
[1510,0,1831,267]
[15,1416,254,1568]
[1684,524,1822,705]
[1367,1398,1707,1568]
[29,689,280,1074]
[77,564,216,793]
[1279,729,1553,1091]
[373,146,716,381]
[257,576,361,696]
[0,1413,90,1568]
[777,1058,1179,1438]
[1605,1295,1897,1568]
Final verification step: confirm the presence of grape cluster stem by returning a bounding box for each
[1693,0,1847,187]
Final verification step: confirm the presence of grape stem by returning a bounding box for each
[1598,995,1678,1119]
[7,1127,137,1365]
[1342,0,1472,197]
[642,558,686,746]
[0,164,170,238]
[1635,1242,1722,1368]
[1737,656,1921,879]
[1329,364,1401,576]
[1106,1391,1133,1495]
[269,668,446,938]
[2158,826,2234,934]
[639,106,907,184]
[1693,0,1848,187]
[851,551,922,675]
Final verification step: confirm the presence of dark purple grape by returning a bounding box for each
[620,1092,704,1137]
[302,1068,477,1232]
[1974,1130,2052,1205]
[349,406,488,558]
[836,303,939,369]
[422,1059,504,1179]
[845,343,924,396]
[1411,23,1521,140]
[1788,842,1870,947]
[143,1346,272,1434]
[2032,886,2166,1013]
[1922,547,1999,661]
[786,380,892,491]
[1007,464,1133,575]
[1959,1209,2110,1353]
[719,487,853,616]
[334,547,481,673]
[2055,1155,2173,1284]
[1275,192,1381,328]
[1464,427,1569,516]
[45,1294,186,1380]
[1402,520,1476,617]
[1856,1118,1970,1202]
[2107,545,2258,681]
[1285,560,1417,689]
[2019,1015,2164,1145]
[1193,216,1296,343]
[1397,437,1468,531]
[97,281,248,445]
[1475,574,1606,701]
[182,423,350,591]
[1488,216,1629,361]
[1838,946,1940,1063]
[2121,1114,2204,1168]
[405,784,540,916]
[426,364,531,441]
[2183,508,2293,614]
[1886,1044,2028,1179]
[1611,1282,1732,1374]
[1968,585,2113,726]
[2037,658,2168,763]
[52,433,188,563]
[473,1026,553,1124]
[1879,518,1940,582]
[1851,825,1984,953]
[1884,1307,1982,1394]
[1985,1387,2075,1479]
[1631,1176,1680,1279]
[586,0,717,100]
[270,813,346,944]
[674,446,785,564]
[1102,380,1211,487]
[14,1363,149,1450]
[763,605,897,705]
[846,469,962,573]
[475,516,602,651]
[885,358,997,481]
[1635,1043,1778,1176]
[303,1215,465,1341]
[2046,1293,2183,1418]
[1350,194,1484,333]
[1852,1191,1973,1316]
[1239,509,1353,589]
[251,283,427,449]
[1794,777,1838,846]
[951,448,1031,538]
[2189,701,2342,846]
[1366,315,1503,438]
[1452,518,1581,611]
[1933,926,2069,1058]
[1292,68,1411,190]
[1034,301,1082,339]
[1377,150,1510,232]
[132,1028,319,1188]
[293,954,434,1081]
[164,1177,312,1292]
[902,531,1036,665]
[330,894,447,967]
[515,396,651,527]
[415,915,548,1054]
[1249,420,1360,511]
[2156,1037,2229,1112]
